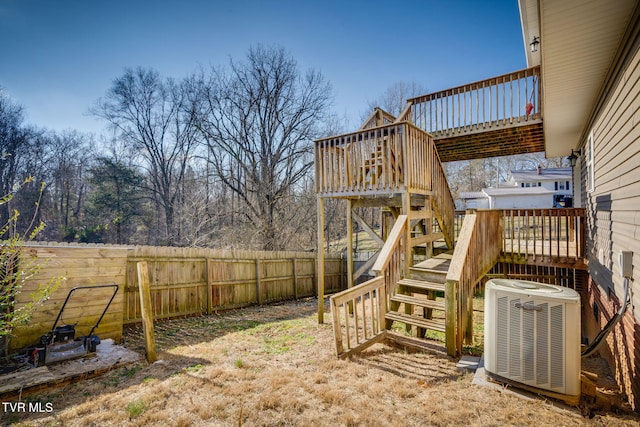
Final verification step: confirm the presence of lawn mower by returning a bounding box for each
[26,284,119,367]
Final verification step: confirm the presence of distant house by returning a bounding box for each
[457,191,489,209]
[458,166,572,209]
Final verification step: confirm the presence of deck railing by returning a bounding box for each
[453,210,467,242]
[443,207,586,355]
[430,149,455,247]
[407,66,541,137]
[315,122,436,196]
[445,210,502,356]
[500,208,585,266]
[330,215,407,357]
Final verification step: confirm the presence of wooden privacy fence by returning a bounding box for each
[10,244,128,351]
[9,243,344,352]
[123,246,343,323]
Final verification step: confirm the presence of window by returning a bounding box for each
[587,132,594,192]
[525,182,531,187]
[559,182,566,190]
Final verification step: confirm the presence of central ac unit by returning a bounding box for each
[484,279,581,397]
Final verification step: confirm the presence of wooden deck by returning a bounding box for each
[314,122,440,197]
[452,208,587,269]
[500,208,585,268]
[404,66,543,162]
[450,208,586,269]
[433,121,544,163]
[319,66,586,359]
[501,239,586,269]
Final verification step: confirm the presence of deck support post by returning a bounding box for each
[317,197,325,324]
[445,279,458,356]
[402,191,412,277]
[401,192,413,334]
[347,199,354,289]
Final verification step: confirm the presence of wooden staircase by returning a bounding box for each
[318,108,460,357]
[386,253,451,338]
[361,138,402,186]
[320,70,553,359]
[328,209,505,358]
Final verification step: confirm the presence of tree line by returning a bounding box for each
[2,46,333,251]
[1,45,565,252]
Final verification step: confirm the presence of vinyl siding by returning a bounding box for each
[581,23,640,410]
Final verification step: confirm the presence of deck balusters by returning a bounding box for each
[500,208,585,266]
[409,66,541,137]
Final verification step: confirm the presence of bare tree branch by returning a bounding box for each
[194,46,332,250]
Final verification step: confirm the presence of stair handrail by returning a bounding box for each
[371,215,408,277]
[404,122,455,248]
[427,132,455,248]
[444,210,502,356]
[329,215,408,357]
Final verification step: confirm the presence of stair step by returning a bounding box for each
[397,278,445,293]
[385,312,446,333]
[390,294,445,311]
[409,269,447,284]
[385,331,447,355]
[412,253,452,270]
[364,159,383,167]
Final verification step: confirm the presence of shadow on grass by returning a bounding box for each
[352,345,461,383]
[123,297,321,354]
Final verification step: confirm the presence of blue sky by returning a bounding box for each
[1,0,526,135]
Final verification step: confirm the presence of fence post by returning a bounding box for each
[137,261,157,363]
[293,258,298,300]
[206,258,213,315]
[255,258,263,305]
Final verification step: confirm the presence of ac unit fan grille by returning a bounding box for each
[494,296,565,391]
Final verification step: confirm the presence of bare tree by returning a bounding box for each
[195,46,332,250]
[0,93,29,222]
[92,68,199,245]
[0,92,51,234]
[45,130,94,239]
[364,81,428,119]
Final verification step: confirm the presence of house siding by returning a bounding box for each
[582,18,640,410]
[490,194,553,209]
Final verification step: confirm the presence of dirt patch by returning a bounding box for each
[2,298,639,426]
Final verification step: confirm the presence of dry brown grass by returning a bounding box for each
[3,298,639,426]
